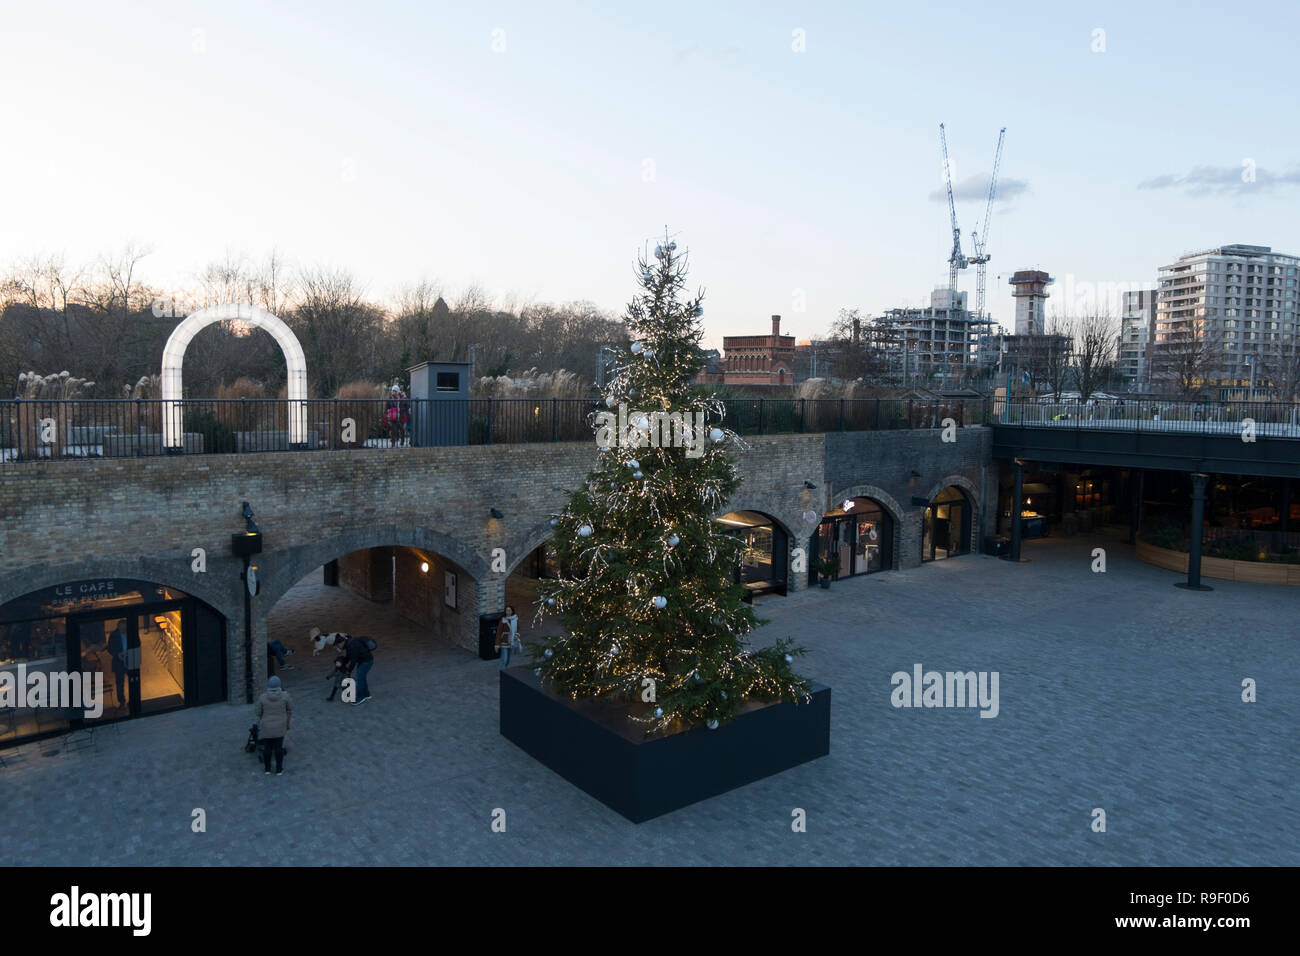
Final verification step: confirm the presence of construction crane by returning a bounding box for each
[968,127,1006,318]
[938,123,967,303]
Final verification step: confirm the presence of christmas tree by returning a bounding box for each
[530,236,809,733]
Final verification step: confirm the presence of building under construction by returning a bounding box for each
[874,288,997,385]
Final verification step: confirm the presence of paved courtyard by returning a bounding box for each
[2,531,1296,866]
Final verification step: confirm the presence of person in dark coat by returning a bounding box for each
[107,621,129,709]
[342,635,374,705]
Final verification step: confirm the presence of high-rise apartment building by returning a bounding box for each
[1153,244,1300,396]
[1119,288,1159,387]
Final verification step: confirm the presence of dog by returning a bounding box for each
[310,627,349,656]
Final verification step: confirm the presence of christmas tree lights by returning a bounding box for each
[529,235,809,733]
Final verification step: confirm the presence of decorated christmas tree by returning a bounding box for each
[531,237,809,733]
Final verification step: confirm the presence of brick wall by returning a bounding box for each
[339,547,393,602]
[0,429,997,705]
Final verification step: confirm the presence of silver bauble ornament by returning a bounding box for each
[720,691,727,700]
[652,595,667,609]
[549,517,558,527]
[706,719,719,730]
[633,470,643,479]
[784,654,794,664]
[653,706,663,718]
[546,597,555,606]
[631,341,644,354]
[667,535,680,547]
[709,427,725,442]
[627,459,640,469]
[578,524,593,537]
[605,395,615,407]
[543,648,553,659]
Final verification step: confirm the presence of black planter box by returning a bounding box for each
[499,668,831,823]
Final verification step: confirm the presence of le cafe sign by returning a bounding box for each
[39,580,163,608]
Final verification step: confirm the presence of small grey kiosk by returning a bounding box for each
[407,361,470,446]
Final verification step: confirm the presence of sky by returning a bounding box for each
[3,0,1299,349]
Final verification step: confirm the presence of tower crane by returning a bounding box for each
[968,127,1006,319]
[939,123,967,304]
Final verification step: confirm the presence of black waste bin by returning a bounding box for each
[984,535,1009,556]
[479,614,503,660]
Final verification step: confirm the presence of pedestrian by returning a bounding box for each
[266,639,294,674]
[256,675,292,775]
[495,605,519,670]
[385,384,409,447]
[107,621,129,709]
[343,634,375,704]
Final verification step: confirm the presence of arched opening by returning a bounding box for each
[715,511,789,598]
[160,304,309,450]
[815,497,894,582]
[1,578,226,745]
[268,542,478,665]
[923,486,972,561]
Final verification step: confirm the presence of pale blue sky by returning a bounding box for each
[3,0,1298,347]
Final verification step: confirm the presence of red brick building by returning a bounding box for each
[699,315,797,386]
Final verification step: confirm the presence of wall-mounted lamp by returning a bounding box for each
[420,561,430,573]
[803,480,817,490]
[489,507,504,519]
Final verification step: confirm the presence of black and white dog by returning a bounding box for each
[309,627,349,655]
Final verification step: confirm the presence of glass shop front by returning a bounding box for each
[715,511,789,597]
[816,497,894,581]
[0,578,226,745]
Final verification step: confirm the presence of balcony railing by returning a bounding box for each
[1000,398,1300,437]
[0,396,992,469]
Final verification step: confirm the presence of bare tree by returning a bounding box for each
[1038,315,1074,399]
[1073,309,1119,401]
[290,266,383,396]
[826,308,898,383]
[1258,337,1300,403]
[1152,317,1222,399]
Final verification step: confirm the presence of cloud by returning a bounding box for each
[1138,163,1300,194]
[928,175,1029,203]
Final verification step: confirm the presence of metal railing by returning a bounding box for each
[1000,399,1300,438]
[0,396,991,469]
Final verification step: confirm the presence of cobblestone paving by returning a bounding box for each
[2,532,1295,866]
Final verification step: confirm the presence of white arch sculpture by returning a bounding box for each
[161,304,309,450]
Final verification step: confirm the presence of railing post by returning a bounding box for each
[907,400,913,429]
[332,397,339,449]
[875,397,881,430]
[240,397,248,453]
[758,398,765,435]
[799,398,806,433]
[135,398,143,457]
[839,398,845,431]
[552,397,559,442]
[11,398,20,462]
[487,398,494,445]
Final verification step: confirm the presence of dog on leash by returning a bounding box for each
[309,627,349,655]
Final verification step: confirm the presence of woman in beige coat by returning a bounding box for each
[256,675,292,775]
